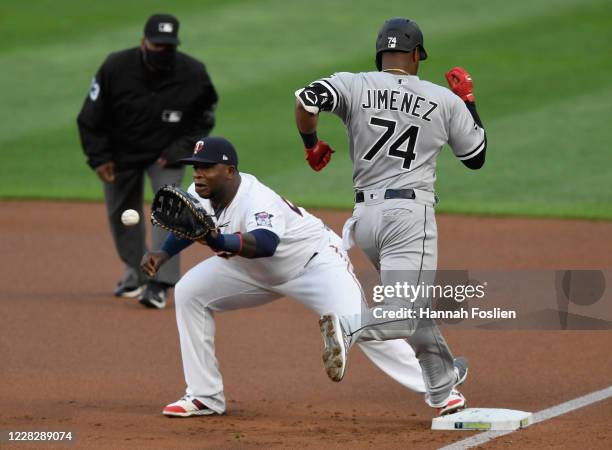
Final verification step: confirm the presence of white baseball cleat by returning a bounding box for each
[162,396,218,417]
[319,313,349,382]
[426,358,469,415]
[437,389,467,416]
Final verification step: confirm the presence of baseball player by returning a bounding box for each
[141,136,427,417]
[294,17,484,415]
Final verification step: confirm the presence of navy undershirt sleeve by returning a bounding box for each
[161,233,194,257]
[250,229,280,258]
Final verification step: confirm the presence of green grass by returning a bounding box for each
[1,0,611,219]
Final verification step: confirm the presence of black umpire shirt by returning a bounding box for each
[77,47,218,170]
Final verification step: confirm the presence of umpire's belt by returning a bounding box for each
[355,188,438,206]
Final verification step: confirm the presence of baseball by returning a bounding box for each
[121,209,140,226]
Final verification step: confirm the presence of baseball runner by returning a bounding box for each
[140,136,428,417]
[294,17,485,415]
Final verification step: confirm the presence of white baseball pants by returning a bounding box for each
[173,230,425,413]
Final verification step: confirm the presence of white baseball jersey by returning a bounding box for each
[296,71,486,191]
[187,173,326,285]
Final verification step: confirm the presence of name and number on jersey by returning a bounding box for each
[297,79,440,172]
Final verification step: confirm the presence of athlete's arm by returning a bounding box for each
[295,100,319,146]
[445,67,487,170]
[465,102,483,128]
[206,229,280,258]
[460,102,486,170]
[295,100,335,171]
[294,79,342,171]
[141,233,193,277]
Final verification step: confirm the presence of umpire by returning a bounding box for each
[77,14,218,309]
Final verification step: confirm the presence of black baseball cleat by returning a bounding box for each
[453,356,469,386]
[139,282,167,309]
[113,282,145,298]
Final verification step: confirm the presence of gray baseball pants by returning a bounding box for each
[341,188,456,406]
[103,163,185,288]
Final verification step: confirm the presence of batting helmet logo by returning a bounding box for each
[375,18,427,70]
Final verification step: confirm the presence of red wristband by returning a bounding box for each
[235,232,243,253]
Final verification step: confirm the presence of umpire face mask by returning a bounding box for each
[141,42,177,73]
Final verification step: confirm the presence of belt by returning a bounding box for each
[355,189,415,203]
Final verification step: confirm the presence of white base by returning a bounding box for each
[432,408,533,431]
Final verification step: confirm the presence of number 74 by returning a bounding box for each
[362,117,419,170]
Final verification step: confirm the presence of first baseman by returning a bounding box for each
[141,136,427,417]
[294,17,484,415]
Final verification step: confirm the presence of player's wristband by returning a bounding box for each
[161,233,194,257]
[206,232,243,254]
[300,131,318,149]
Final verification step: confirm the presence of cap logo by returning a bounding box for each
[222,154,229,161]
[158,22,174,33]
[387,36,397,48]
[89,77,100,101]
[161,110,182,123]
[193,140,204,155]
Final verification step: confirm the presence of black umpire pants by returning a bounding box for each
[103,163,185,288]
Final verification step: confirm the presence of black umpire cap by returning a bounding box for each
[179,137,239,167]
[144,14,181,45]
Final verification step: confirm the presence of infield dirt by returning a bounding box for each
[1,201,610,449]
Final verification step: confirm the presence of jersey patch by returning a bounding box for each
[296,80,338,114]
[254,211,274,227]
[89,78,100,101]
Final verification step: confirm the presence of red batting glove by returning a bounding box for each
[445,67,475,102]
[305,140,335,171]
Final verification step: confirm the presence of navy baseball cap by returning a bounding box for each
[179,137,239,167]
[144,14,181,45]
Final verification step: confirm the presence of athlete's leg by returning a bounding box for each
[354,200,456,406]
[173,256,280,413]
[274,231,425,393]
[350,200,423,340]
[378,203,456,406]
[358,340,425,393]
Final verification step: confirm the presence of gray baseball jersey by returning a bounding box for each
[296,71,486,191]
[296,70,486,406]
